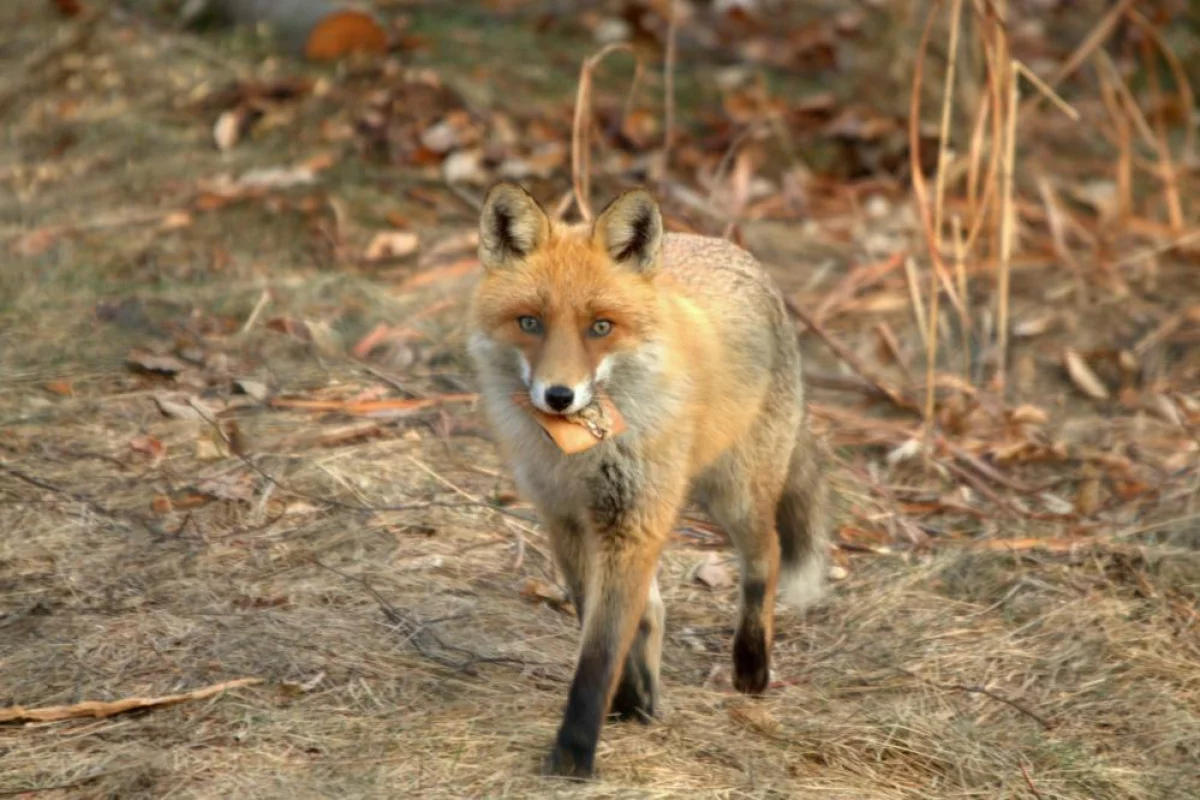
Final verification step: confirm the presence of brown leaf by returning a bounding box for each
[234,379,270,403]
[728,702,782,737]
[692,553,734,590]
[213,110,243,151]
[1063,349,1110,400]
[364,231,420,263]
[520,578,569,610]
[130,434,166,466]
[159,211,193,230]
[127,349,188,376]
[44,380,74,396]
[194,473,256,503]
[396,256,479,292]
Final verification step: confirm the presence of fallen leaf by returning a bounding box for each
[194,439,223,461]
[280,671,325,696]
[692,553,734,590]
[44,380,74,396]
[153,393,202,420]
[1063,349,1110,400]
[213,110,242,151]
[396,256,479,292]
[194,473,256,503]
[234,379,270,403]
[442,148,486,184]
[352,322,393,358]
[728,703,782,737]
[130,434,166,466]
[238,165,317,189]
[520,578,569,610]
[364,231,420,262]
[160,211,194,230]
[151,495,173,515]
[127,349,188,376]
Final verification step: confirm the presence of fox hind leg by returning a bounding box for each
[610,575,664,722]
[700,462,785,696]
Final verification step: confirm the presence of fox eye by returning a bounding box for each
[517,315,543,335]
[589,319,613,338]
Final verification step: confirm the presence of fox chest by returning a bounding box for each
[513,441,646,536]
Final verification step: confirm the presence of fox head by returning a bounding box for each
[467,182,665,417]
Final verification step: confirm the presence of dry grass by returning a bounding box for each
[2,2,1199,799]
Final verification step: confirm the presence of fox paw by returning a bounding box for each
[610,675,658,723]
[732,629,770,695]
[543,744,594,781]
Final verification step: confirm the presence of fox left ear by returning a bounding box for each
[478,182,551,271]
[592,188,663,274]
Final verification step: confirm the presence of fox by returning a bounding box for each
[466,181,829,780]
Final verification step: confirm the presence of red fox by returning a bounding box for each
[467,182,829,779]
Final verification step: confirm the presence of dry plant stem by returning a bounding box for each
[951,215,971,377]
[1037,178,1084,306]
[1094,56,1135,221]
[907,0,966,331]
[312,559,542,676]
[0,678,263,724]
[784,298,917,413]
[0,461,153,535]
[0,2,106,115]
[187,403,532,523]
[926,0,963,432]
[1142,38,1184,232]
[1011,61,1080,122]
[1020,762,1047,800]
[994,59,1019,393]
[661,0,678,173]
[1128,9,1196,165]
[1019,0,1137,119]
[571,43,641,222]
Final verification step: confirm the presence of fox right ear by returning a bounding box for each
[478,182,550,271]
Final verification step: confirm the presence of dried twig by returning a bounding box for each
[312,558,544,676]
[0,678,262,724]
[571,43,643,222]
[784,298,918,413]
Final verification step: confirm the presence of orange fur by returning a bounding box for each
[466,183,828,780]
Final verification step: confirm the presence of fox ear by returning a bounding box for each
[478,182,551,271]
[592,188,663,273]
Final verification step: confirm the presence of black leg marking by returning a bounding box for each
[610,618,657,723]
[733,579,770,695]
[545,645,615,780]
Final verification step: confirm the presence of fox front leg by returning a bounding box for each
[543,457,681,780]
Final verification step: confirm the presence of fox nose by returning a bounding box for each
[543,385,575,412]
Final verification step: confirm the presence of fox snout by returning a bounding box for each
[529,374,594,415]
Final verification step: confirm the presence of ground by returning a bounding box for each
[2,2,1199,799]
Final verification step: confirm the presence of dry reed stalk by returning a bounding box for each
[1094,56,1135,224]
[951,214,970,377]
[925,0,964,430]
[994,58,1019,394]
[570,43,643,222]
[1036,177,1084,307]
[1142,38,1184,232]
[662,0,678,174]
[1128,9,1196,166]
[1019,0,1138,119]
[1094,50,1158,151]
[903,255,929,349]
[907,0,965,348]
[1011,61,1080,123]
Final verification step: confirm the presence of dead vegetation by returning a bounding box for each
[1,0,1198,797]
